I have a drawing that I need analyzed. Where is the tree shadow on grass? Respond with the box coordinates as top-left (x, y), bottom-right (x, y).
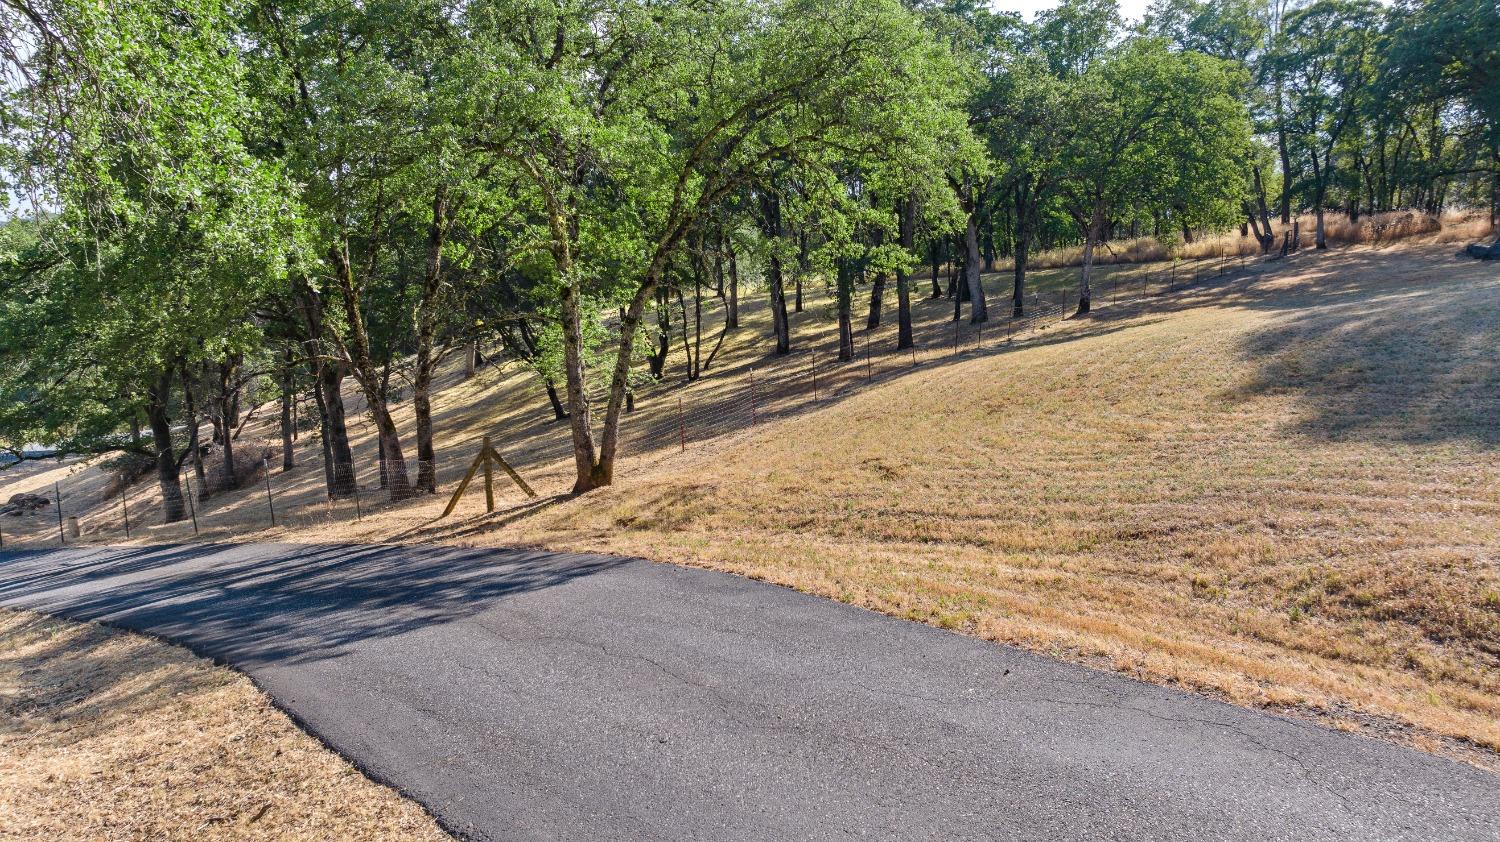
top-left (1040, 244), bottom-right (1500, 448)
top-left (1219, 248), bottom-right (1500, 448)
top-left (0, 542), bottom-right (630, 668)
top-left (0, 610), bottom-right (226, 745)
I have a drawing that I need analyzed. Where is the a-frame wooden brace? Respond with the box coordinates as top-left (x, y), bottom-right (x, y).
top-left (440, 435), bottom-right (537, 518)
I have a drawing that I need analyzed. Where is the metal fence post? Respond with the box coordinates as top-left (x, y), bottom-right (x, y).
top-left (864, 335), bottom-right (872, 383)
top-left (810, 348), bottom-right (818, 400)
top-left (185, 475), bottom-right (200, 536)
top-left (120, 491), bottom-right (130, 539)
top-left (55, 482), bottom-right (64, 545)
top-left (262, 458), bottom-right (276, 526)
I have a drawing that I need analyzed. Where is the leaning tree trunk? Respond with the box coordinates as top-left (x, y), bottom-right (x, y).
top-left (544, 380), bottom-right (568, 420)
top-left (146, 371), bottom-right (185, 523)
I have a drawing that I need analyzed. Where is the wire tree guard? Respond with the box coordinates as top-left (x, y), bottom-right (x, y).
top-left (440, 435), bottom-right (537, 518)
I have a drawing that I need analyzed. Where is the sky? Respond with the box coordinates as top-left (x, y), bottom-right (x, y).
top-left (990, 0), bottom-right (1154, 23)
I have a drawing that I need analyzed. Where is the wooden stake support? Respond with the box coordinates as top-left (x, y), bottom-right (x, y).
top-left (440, 435), bottom-right (537, 518)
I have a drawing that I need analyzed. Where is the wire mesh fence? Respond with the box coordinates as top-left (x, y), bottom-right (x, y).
top-left (0, 246), bottom-right (1289, 548)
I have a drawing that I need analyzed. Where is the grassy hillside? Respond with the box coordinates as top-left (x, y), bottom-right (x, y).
top-left (4, 239), bottom-right (1498, 763)
top-left (494, 241), bottom-right (1500, 762)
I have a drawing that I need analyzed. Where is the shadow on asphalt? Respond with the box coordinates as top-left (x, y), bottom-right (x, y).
top-left (0, 543), bottom-right (628, 667)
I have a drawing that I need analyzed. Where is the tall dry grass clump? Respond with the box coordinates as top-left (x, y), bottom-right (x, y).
top-left (1006, 209), bottom-right (1495, 271)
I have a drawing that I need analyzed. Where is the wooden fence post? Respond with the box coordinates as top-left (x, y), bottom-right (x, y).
top-left (482, 435), bottom-right (496, 512)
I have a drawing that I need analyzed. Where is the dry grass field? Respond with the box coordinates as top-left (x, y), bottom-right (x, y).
top-left (3, 226), bottom-right (1498, 769)
top-left (0, 608), bottom-right (451, 840)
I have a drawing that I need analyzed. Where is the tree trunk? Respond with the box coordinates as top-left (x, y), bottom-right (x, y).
top-left (929, 240), bottom-right (942, 299)
top-left (146, 371), bottom-right (185, 523)
top-left (1014, 182), bottom-right (1031, 318)
top-left (279, 348), bottom-right (295, 472)
top-left (1277, 85), bottom-right (1293, 225)
top-left (866, 272), bottom-right (886, 330)
top-left (758, 192), bottom-right (790, 355)
top-left (215, 358), bottom-right (238, 490)
top-left (1252, 164), bottom-right (1276, 252)
top-left (896, 196), bottom-right (915, 350)
top-left (330, 241), bottom-right (412, 500)
top-left (946, 235), bottom-right (960, 298)
top-left (836, 260), bottom-right (855, 362)
top-left (545, 380), bottom-right (568, 420)
top-left (412, 183), bottom-right (453, 494)
top-left (180, 366), bottom-right (207, 497)
top-left (558, 253), bottom-right (600, 494)
top-left (315, 360), bottom-right (357, 497)
top-left (795, 230), bottom-right (808, 312)
top-left (648, 285), bottom-right (670, 378)
top-left (982, 207), bottom-right (996, 273)
top-left (1076, 203), bottom-right (1104, 316)
top-left (1311, 151), bottom-right (1329, 250)
top-left (964, 203), bottom-right (988, 324)
top-left (413, 338), bottom-right (437, 493)
top-left (726, 236), bottom-right (740, 329)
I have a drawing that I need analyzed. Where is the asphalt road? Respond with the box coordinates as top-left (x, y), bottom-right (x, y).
top-left (1, 543), bottom-right (1495, 841)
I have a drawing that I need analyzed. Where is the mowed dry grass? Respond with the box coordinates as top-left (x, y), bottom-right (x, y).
top-left (0, 609), bottom-right (451, 841)
top-left (479, 242), bottom-right (1500, 763)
